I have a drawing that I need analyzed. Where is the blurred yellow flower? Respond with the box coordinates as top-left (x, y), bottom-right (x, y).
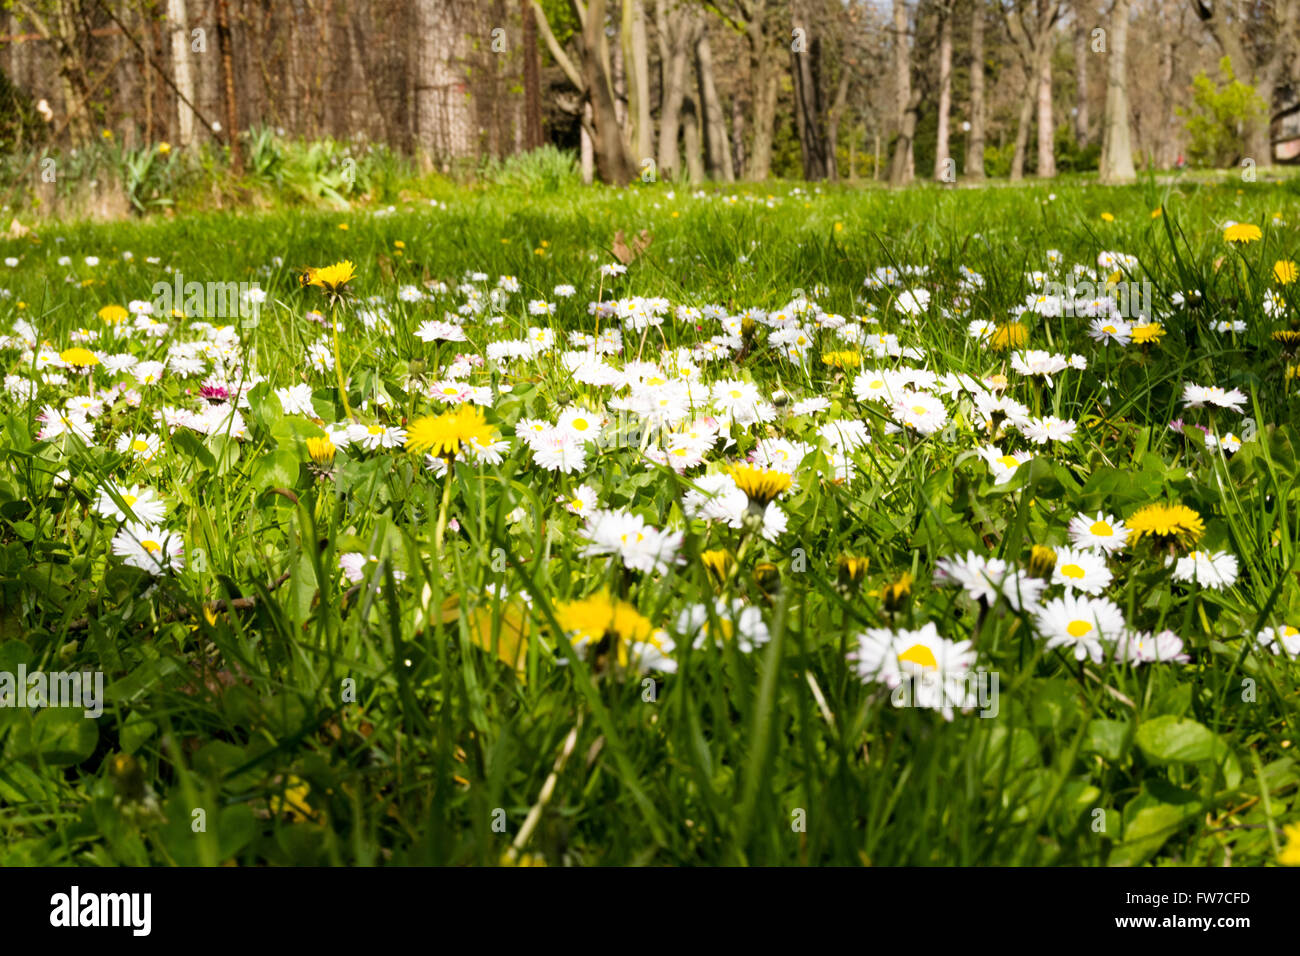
top-left (59, 347), bottom-right (99, 368)
top-left (1223, 223), bottom-right (1262, 243)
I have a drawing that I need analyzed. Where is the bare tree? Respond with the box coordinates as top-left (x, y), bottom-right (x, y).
top-left (707, 0), bottom-right (782, 181)
top-left (1098, 0), bottom-right (1136, 181)
top-left (532, 0), bottom-right (636, 184)
top-left (1003, 0), bottom-right (1063, 180)
top-left (935, 0), bottom-right (954, 180)
top-left (892, 0), bottom-right (914, 182)
top-left (966, 0), bottom-right (986, 179)
top-left (1073, 5), bottom-right (1090, 147)
top-left (622, 0), bottom-right (654, 163)
top-left (656, 0), bottom-right (701, 179)
top-left (695, 24), bottom-right (735, 180)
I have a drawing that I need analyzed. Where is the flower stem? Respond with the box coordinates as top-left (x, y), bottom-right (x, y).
top-left (330, 300), bottom-right (353, 421)
top-left (434, 459), bottom-right (454, 559)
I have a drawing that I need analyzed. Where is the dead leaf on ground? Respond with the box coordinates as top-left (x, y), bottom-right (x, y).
top-left (612, 229), bottom-right (653, 265)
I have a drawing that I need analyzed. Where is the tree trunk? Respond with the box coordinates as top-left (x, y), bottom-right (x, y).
top-left (1073, 12), bottom-right (1089, 147)
top-left (1098, 0), bottom-right (1135, 183)
top-left (1247, 76), bottom-right (1274, 163)
top-left (166, 0), bottom-right (196, 146)
top-left (1036, 45), bottom-right (1055, 177)
top-left (1010, 65), bottom-right (1034, 181)
top-left (934, 3), bottom-right (953, 180)
top-left (825, 70), bottom-right (850, 182)
top-left (522, 0), bottom-right (544, 149)
top-left (581, 101), bottom-right (595, 184)
top-left (621, 0), bottom-right (654, 163)
top-left (215, 0), bottom-right (241, 171)
top-left (791, 24), bottom-right (828, 180)
top-left (682, 95), bottom-right (704, 183)
top-left (695, 26), bottom-right (734, 180)
top-left (746, 21), bottom-right (778, 181)
top-left (890, 90), bottom-right (921, 186)
top-left (892, 0), bottom-right (913, 181)
top-left (583, 0), bottom-right (636, 185)
top-left (732, 96), bottom-right (746, 179)
top-left (965, 0), bottom-right (985, 180)
top-left (656, 3), bottom-right (694, 180)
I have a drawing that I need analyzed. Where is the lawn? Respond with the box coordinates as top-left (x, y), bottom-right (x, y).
top-left (2, 174), bottom-right (1299, 866)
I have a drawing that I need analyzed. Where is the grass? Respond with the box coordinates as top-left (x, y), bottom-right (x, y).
top-left (1, 173), bottom-right (1299, 866)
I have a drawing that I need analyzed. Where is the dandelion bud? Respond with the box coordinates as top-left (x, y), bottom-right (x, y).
top-left (881, 572), bottom-right (912, 614)
top-left (1027, 545), bottom-right (1057, 580)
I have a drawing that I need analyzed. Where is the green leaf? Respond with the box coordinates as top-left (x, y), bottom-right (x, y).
top-left (251, 448), bottom-right (301, 493)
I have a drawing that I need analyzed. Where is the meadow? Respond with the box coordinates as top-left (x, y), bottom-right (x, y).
top-left (3, 173), bottom-right (1300, 866)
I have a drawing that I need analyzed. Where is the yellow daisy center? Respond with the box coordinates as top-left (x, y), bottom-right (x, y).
top-left (898, 644), bottom-right (938, 669)
top-left (1067, 620), bottom-right (1092, 638)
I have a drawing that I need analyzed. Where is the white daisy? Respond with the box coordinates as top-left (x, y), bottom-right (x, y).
top-left (1169, 549), bottom-right (1239, 590)
top-left (111, 522), bottom-right (184, 575)
top-left (94, 482), bottom-right (167, 524)
top-left (847, 622), bottom-right (978, 721)
top-left (1113, 629), bottom-right (1189, 665)
top-left (1050, 546), bottom-right (1113, 595)
top-left (1067, 511), bottom-right (1130, 553)
top-left (1257, 624), bottom-right (1300, 657)
top-left (1033, 594), bottom-right (1126, 662)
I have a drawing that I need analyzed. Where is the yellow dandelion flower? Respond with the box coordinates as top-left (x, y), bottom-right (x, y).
top-left (59, 347), bottom-right (99, 369)
top-left (98, 304), bottom-right (129, 324)
top-left (1223, 223), bottom-right (1262, 244)
top-left (554, 591), bottom-right (669, 670)
top-left (1100, 212), bottom-right (1115, 222)
top-left (306, 436), bottom-right (336, 465)
top-left (821, 350), bottom-right (863, 370)
top-left (1280, 822), bottom-right (1300, 865)
top-left (157, 142), bottom-right (172, 155)
top-left (405, 405), bottom-right (495, 458)
top-left (727, 463), bottom-right (792, 507)
top-left (989, 322), bottom-right (1029, 351)
top-left (1126, 503), bottom-right (1205, 546)
top-left (1130, 322), bottom-right (1165, 345)
top-left (303, 259), bottom-right (356, 295)
top-left (1275, 260), bottom-right (1298, 285)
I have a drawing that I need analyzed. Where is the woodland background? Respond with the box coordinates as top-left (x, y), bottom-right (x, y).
top-left (1, 0), bottom-right (1297, 194)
